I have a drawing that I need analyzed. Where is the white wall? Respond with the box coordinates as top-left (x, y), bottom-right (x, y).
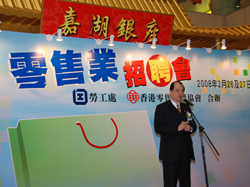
top-left (186, 11), bottom-right (226, 27)
top-left (186, 5), bottom-right (250, 27)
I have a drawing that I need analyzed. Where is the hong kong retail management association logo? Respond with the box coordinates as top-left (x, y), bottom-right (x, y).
top-left (127, 90), bottom-right (139, 104)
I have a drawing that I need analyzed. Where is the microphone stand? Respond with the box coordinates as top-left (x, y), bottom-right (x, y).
top-left (187, 104), bottom-right (220, 187)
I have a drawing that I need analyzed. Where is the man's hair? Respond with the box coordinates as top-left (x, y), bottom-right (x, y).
top-left (169, 81), bottom-right (185, 91)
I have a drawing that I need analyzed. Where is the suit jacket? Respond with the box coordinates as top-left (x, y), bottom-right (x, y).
top-left (154, 100), bottom-right (197, 162)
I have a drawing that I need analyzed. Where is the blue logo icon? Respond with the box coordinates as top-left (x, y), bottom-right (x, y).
top-left (73, 89), bottom-right (88, 105)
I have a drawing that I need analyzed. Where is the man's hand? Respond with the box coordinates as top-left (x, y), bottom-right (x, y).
top-left (178, 121), bottom-right (189, 131)
top-left (184, 125), bottom-right (191, 132)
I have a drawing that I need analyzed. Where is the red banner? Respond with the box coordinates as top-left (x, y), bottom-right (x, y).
top-left (41, 0), bottom-right (173, 45)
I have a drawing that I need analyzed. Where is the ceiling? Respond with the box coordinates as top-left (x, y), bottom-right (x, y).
top-left (0, 0), bottom-right (250, 51)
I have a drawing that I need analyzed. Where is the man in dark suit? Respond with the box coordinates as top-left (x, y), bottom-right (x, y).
top-left (154, 81), bottom-right (197, 187)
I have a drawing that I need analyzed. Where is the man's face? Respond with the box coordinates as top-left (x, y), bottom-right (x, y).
top-left (170, 82), bottom-right (184, 103)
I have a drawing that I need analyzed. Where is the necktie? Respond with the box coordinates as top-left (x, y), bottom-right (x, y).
top-left (177, 104), bottom-right (181, 113)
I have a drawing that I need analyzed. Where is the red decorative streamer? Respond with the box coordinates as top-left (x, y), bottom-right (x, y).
top-left (76, 118), bottom-right (118, 149)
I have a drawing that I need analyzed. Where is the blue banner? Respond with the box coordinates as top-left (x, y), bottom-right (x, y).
top-left (1, 30), bottom-right (250, 187)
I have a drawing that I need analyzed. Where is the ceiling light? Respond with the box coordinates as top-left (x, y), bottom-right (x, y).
top-left (221, 39), bottom-right (226, 50)
top-left (204, 39), bottom-right (227, 53)
top-left (108, 35), bottom-right (115, 47)
top-left (88, 35), bottom-right (115, 47)
top-left (56, 29), bottom-right (63, 42)
top-left (171, 39), bottom-right (191, 51)
top-left (151, 38), bottom-right (157, 49)
top-left (186, 39), bottom-right (191, 50)
top-left (46, 28), bottom-right (63, 42)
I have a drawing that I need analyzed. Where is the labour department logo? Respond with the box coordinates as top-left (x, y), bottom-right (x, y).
top-left (73, 89), bottom-right (88, 105)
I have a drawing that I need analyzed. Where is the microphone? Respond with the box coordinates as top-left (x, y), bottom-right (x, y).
top-left (182, 98), bottom-right (194, 107)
